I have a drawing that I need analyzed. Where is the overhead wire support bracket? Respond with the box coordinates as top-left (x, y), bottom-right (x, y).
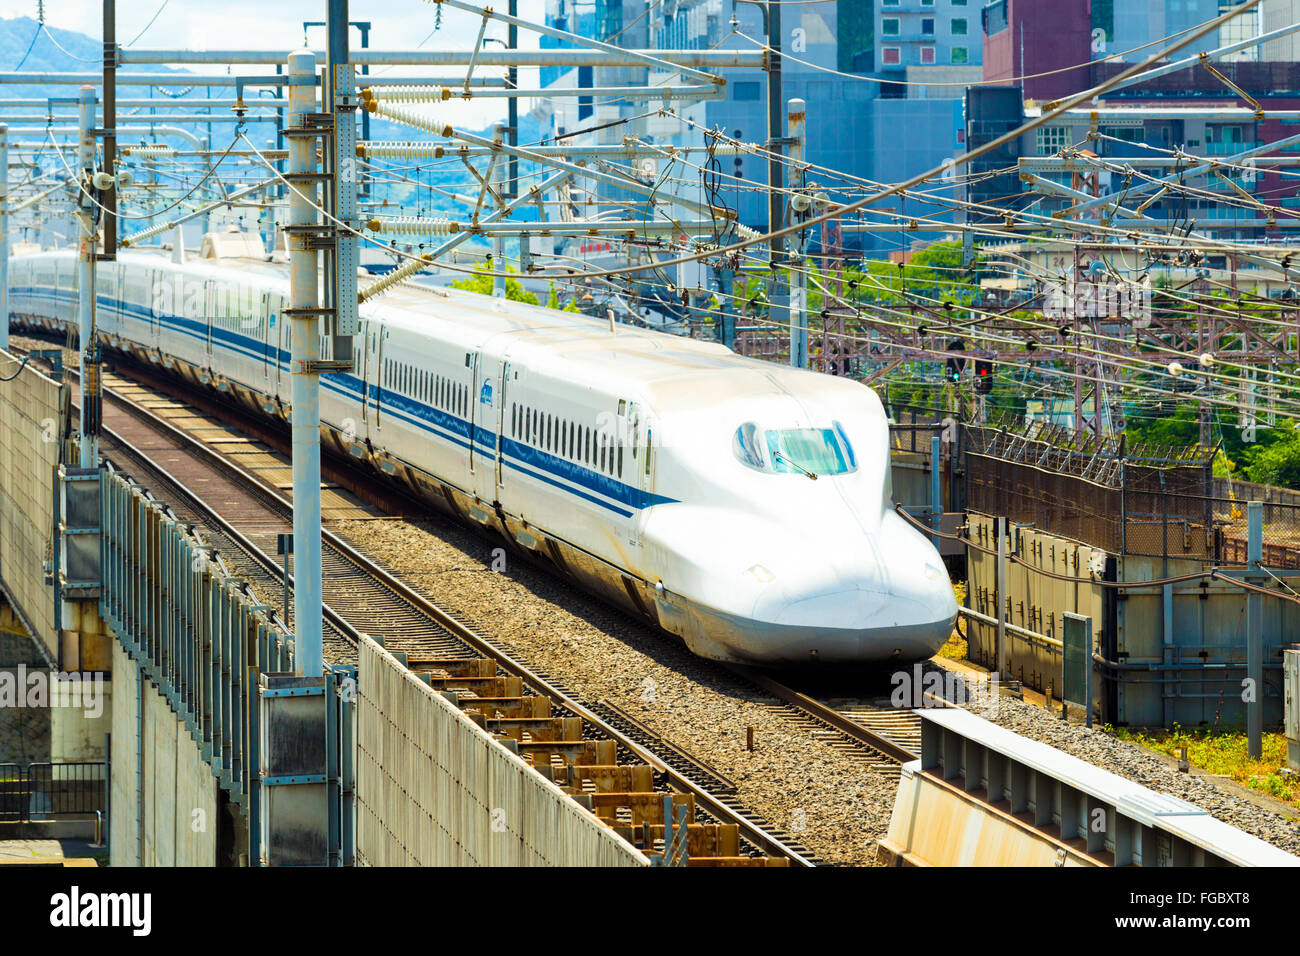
top-left (464, 5), bottom-right (491, 94)
top-left (1198, 52), bottom-right (1264, 120)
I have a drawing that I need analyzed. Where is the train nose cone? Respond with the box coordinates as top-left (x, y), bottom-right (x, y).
top-left (762, 557), bottom-right (957, 663)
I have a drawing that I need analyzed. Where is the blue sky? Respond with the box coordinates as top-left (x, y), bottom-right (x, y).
top-left (0, 1), bottom-right (545, 52)
top-left (0, 1), bottom-right (548, 123)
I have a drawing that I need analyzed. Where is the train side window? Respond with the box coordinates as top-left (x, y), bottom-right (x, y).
top-left (511, 403), bottom-right (517, 436)
top-left (617, 440), bottom-right (624, 476)
top-left (585, 427), bottom-right (592, 464)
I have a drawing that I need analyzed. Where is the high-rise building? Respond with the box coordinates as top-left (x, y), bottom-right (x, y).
top-left (539, 0), bottom-right (973, 253)
top-left (981, 0), bottom-right (1092, 102)
top-left (970, 0), bottom-right (1300, 244)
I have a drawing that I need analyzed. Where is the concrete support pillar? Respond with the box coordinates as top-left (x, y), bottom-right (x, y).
top-left (287, 50), bottom-right (323, 678)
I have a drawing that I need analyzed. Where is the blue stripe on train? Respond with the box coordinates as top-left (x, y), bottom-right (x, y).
top-left (15, 283), bottom-right (676, 515)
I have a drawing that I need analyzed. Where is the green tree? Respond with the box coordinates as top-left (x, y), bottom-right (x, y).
top-left (451, 265), bottom-right (539, 305)
top-left (1244, 431), bottom-right (1300, 488)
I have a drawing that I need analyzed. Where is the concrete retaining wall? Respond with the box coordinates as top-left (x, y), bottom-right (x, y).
top-left (354, 636), bottom-right (646, 867)
top-left (109, 641), bottom-right (218, 867)
top-left (0, 349), bottom-right (64, 662)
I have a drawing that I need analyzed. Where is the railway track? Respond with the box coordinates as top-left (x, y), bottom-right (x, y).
top-left (18, 340), bottom-right (826, 866)
top-left (17, 334), bottom-right (944, 862)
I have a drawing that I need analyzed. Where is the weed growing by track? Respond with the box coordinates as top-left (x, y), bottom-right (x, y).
top-left (1105, 723), bottom-right (1300, 814)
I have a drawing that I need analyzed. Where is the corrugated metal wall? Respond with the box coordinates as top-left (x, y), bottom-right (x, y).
top-left (354, 636), bottom-right (647, 867)
top-left (109, 641), bottom-right (219, 867)
top-left (966, 514), bottom-right (1298, 726)
top-left (0, 350), bottom-right (64, 660)
top-left (966, 514), bottom-right (1104, 703)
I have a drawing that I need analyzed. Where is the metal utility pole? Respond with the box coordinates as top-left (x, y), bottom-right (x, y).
top-left (77, 85), bottom-right (99, 469)
top-left (507, 0), bottom-right (518, 202)
top-left (787, 97), bottom-right (807, 368)
top-left (0, 124), bottom-right (8, 353)
top-left (102, 0), bottom-right (117, 258)
top-left (765, 1), bottom-right (787, 355)
top-left (328, 0), bottom-right (360, 350)
top-left (286, 50), bottom-right (323, 678)
top-left (493, 121), bottom-right (508, 298)
top-left (1247, 501), bottom-right (1263, 760)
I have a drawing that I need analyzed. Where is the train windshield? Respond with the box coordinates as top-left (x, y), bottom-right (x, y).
top-left (733, 422), bottom-right (856, 476)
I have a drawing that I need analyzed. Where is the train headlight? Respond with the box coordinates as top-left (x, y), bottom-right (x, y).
top-left (746, 564), bottom-right (775, 583)
top-left (923, 563), bottom-right (945, 583)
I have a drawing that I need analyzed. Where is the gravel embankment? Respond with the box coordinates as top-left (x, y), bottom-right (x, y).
top-left (332, 516), bottom-right (899, 866)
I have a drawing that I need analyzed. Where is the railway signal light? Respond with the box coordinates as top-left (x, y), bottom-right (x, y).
top-left (975, 360), bottom-right (994, 394)
top-left (945, 339), bottom-right (966, 383)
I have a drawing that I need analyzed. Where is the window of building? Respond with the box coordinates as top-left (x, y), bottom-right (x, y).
top-left (882, 17), bottom-right (899, 36)
top-left (952, 0), bottom-right (967, 5)
top-left (952, 46), bottom-right (968, 64)
top-left (984, 0), bottom-right (1008, 35)
top-left (921, 18), bottom-right (935, 35)
top-left (1036, 126), bottom-right (1070, 155)
top-left (881, 46), bottom-right (901, 65)
top-left (1103, 126), bottom-right (1142, 143)
top-left (882, 0), bottom-right (898, 5)
top-left (952, 17), bottom-right (967, 35)
top-left (733, 81), bottom-right (760, 101)
top-left (921, 0), bottom-right (934, 5)
top-left (921, 46), bottom-right (936, 64)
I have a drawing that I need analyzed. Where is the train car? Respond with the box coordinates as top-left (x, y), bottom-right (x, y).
top-left (8, 248), bottom-right (957, 666)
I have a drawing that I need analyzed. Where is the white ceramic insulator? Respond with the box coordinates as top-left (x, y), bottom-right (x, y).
top-left (122, 145), bottom-right (176, 157)
top-left (369, 85), bottom-right (451, 104)
top-left (371, 102), bottom-right (454, 138)
top-left (121, 217), bottom-right (177, 247)
top-left (709, 143), bottom-right (757, 156)
top-left (362, 142), bottom-right (445, 160)
top-left (368, 216), bottom-right (459, 236)
top-left (358, 255), bottom-right (433, 303)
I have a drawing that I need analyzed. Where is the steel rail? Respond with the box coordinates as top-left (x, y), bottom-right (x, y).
top-left (729, 667), bottom-right (921, 765)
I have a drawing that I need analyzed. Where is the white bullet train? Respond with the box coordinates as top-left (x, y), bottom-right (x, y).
top-left (8, 248), bottom-right (957, 665)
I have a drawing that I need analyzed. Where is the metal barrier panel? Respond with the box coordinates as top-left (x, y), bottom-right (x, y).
top-left (354, 635), bottom-right (647, 867)
top-left (1115, 551), bottom-right (1296, 727)
top-left (100, 464), bottom-right (293, 862)
top-left (0, 349), bottom-right (66, 660)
